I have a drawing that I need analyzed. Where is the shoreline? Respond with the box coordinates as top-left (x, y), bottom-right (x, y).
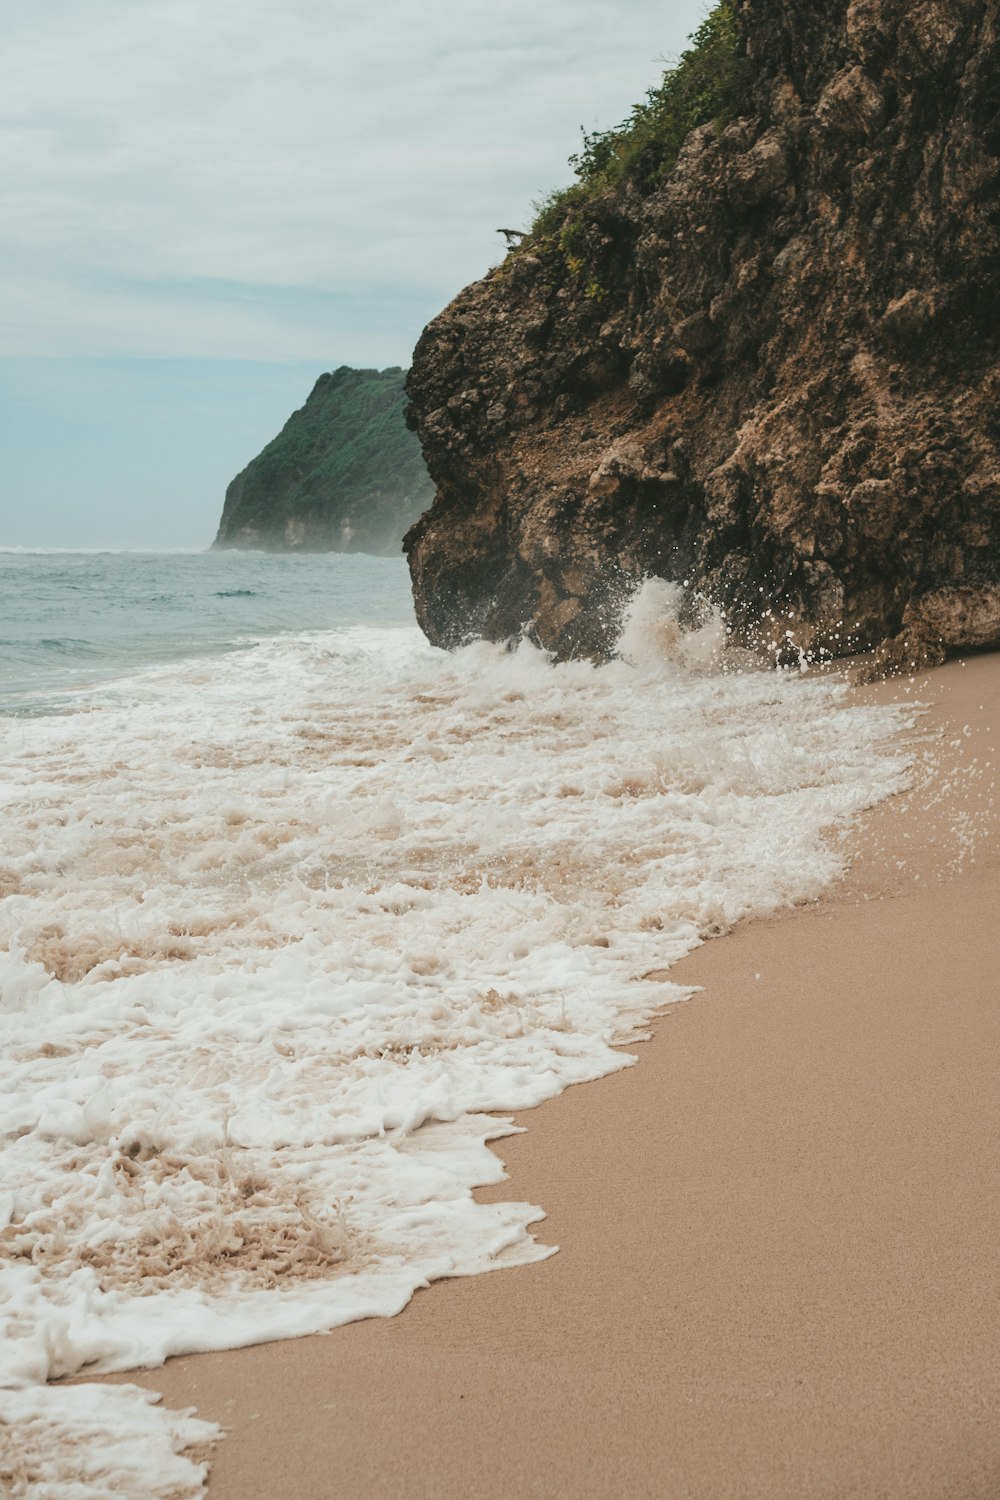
top-left (104, 652), bottom-right (999, 1498)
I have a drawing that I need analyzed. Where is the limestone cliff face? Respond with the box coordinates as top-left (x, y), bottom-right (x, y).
top-left (405, 0), bottom-right (1000, 668)
top-left (215, 367), bottom-right (434, 555)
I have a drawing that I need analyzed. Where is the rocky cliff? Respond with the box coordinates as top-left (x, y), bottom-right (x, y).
top-left (404, 0), bottom-right (1000, 669)
top-left (214, 366), bottom-right (434, 555)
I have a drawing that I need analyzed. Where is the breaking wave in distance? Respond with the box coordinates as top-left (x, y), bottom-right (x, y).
top-left (0, 574), bottom-right (914, 1496)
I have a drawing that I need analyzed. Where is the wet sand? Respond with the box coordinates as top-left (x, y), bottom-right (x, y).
top-left (109, 653), bottom-right (999, 1499)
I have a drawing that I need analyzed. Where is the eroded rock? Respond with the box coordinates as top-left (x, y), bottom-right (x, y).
top-left (405, 0), bottom-right (1000, 666)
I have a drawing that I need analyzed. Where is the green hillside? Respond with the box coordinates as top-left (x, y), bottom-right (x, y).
top-left (213, 366), bottom-right (434, 554)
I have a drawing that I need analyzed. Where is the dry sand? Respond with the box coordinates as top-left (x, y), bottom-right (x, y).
top-left (107, 653), bottom-right (999, 1499)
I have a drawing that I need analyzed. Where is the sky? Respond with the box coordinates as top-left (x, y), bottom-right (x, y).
top-left (1, 0), bottom-right (711, 548)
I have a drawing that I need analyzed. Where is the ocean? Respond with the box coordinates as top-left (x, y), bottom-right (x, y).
top-left (0, 549), bottom-right (416, 715)
top-left (0, 551), bottom-right (914, 1496)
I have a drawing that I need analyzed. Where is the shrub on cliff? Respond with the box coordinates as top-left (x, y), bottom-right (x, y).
top-left (532, 1), bottom-right (747, 236)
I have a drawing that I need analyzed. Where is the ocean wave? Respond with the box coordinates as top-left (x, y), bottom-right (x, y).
top-left (0, 547), bottom-right (209, 556)
top-left (0, 580), bottom-right (915, 1490)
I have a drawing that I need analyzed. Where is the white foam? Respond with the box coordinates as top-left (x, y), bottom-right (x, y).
top-left (0, 1383), bottom-right (219, 1498)
top-left (0, 583), bottom-right (915, 1492)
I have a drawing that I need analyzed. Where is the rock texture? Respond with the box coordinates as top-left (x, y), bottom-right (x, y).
top-left (215, 367), bottom-right (434, 555)
top-left (405, 0), bottom-right (1000, 668)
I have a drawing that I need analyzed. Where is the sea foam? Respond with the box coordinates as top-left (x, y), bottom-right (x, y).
top-left (0, 580), bottom-right (913, 1494)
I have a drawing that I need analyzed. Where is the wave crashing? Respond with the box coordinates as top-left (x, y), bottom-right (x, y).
top-left (0, 582), bottom-right (914, 1492)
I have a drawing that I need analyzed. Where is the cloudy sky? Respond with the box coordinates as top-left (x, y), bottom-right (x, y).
top-left (1, 0), bottom-right (709, 547)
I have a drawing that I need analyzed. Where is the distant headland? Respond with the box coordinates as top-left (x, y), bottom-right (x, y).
top-left (213, 366), bottom-right (434, 556)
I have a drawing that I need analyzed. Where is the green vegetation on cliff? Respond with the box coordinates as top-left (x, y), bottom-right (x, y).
top-left (531, 1), bottom-right (746, 237)
top-left (213, 366), bottom-right (434, 555)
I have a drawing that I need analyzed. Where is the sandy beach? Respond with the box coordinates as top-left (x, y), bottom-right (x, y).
top-left (104, 652), bottom-right (999, 1499)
